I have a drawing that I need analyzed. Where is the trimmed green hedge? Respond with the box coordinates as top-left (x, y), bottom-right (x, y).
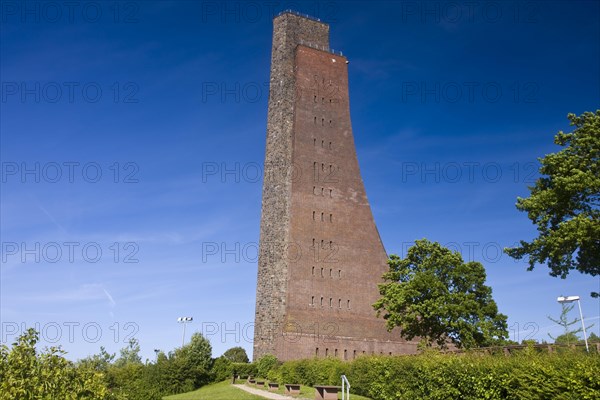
top-left (260, 348), bottom-right (599, 400)
top-left (230, 362), bottom-right (257, 378)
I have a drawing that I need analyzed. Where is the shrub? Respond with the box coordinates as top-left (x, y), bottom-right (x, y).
top-left (231, 361), bottom-right (257, 378)
top-left (274, 350), bottom-right (600, 400)
top-left (211, 356), bottom-right (233, 382)
top-left (256, 354), bottom-right (278, 378)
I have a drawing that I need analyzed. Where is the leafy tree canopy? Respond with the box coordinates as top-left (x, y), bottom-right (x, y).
top-left (374, 239), bottom-right (508, 349)
top-left (114, 338), bottom-right (142, 367)
top-left (554, 332), bottom-right (581, 345)
top-left (547, 301), bottom-right (594, 346)
top-left (0, 328), bottom-right (110, 399)
top-left (77, 346), bottom-right (115, 372)
top-left (505, 110), bottom-right (600, 296)
top-left (211, 356), bottom-right (233, 382)
top-left (256, 354), bottom-right (278, 378)
top-left (169, 332), bottom-right (213, 389)
top-left (222, 346), bottom-right (249, 363)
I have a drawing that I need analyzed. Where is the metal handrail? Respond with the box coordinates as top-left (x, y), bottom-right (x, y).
top-left (341, 374), bottom-right (350, 400)
top-left (298, 39), bottom-right (343, 57)
top-left (276, 9), bottom-right (322, 22)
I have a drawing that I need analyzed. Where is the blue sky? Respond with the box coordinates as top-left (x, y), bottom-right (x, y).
top-left (1, 1), bottom-right (599, 361)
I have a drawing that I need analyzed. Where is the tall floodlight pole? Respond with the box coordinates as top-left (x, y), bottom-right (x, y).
top-left (177, 317), bottom-right (193, 347)
top-left (557, 296), bottom-right (589, 352)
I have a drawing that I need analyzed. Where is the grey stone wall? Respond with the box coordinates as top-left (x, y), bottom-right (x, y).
top-left (253, 12), bottom-right (329, 361)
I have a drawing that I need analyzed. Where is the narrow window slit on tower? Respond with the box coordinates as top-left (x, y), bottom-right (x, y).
top-left (321, 212), bottom-right (324, 221)
top-left (312, 211), bottom-right (315, 220)
top-left (330, 214), bottom-right (333, 222)
top-left (311, 296), bottom-right (314, 305)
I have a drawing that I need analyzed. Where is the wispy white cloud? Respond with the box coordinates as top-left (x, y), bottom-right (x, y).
top-left (37, 203), bottom-right (67, 234)
top-left (23, 283), bottom-right (116, 307)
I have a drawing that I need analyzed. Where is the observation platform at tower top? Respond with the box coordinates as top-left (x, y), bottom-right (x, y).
top-left (276, 9), bottom-right (326, 24)
top-left (275, 10), bottom-right (345, 57)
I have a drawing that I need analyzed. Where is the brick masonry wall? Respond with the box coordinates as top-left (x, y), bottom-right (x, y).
top-left (254, 12), bottom-right (330, 361)
top-left (254, 12), bottom-right (418, 362)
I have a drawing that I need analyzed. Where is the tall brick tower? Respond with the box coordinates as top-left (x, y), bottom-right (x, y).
top-left (254, 11), bottom-right (418, 361)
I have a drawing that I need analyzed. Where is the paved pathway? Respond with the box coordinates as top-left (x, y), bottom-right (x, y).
top-left (233, 384), bottom-right (309, 400)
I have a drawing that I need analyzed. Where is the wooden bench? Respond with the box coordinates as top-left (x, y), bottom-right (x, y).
top-left (268, 382), bottom-right (279, 391)
top-left (314, 385), bottom-right (341, 400)
top-left (284, 383), bottom-right (301, 396)
top-left (247, 378), bottom-right (256, 385)
top-left (255, 380), bottom-right (265, 387)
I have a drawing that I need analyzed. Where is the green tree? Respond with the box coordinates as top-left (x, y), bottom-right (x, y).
top-left (505, 110), bottom-right (600, 297)
top-left (211, 356), bottom-right (233, 382)
top-left (0, 328), bottom-right (110, 399)
top-left (256, 354), bottom-right (278, 378)
top-left (114, 338), bottom-right (142, 367)
top-left (169, 332), bottom-right (213, 390)
top-left (553, 332), bottom-right (581, 345)
top-left (547, 301), bottom-right (594, 345)
top-left (374, 239), bottom-right (508, 349)
top-left (222, 346), bottom-right (249, 363)
top-left (77, 346), bottom-right (115, 372)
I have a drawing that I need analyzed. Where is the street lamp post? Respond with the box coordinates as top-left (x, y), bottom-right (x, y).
top-left (177, 317), bottom-right (193, 347)
top-left (557, 296), bottom-right (589, 352)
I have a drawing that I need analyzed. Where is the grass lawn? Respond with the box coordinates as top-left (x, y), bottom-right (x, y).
top-left (243, 380), bottom-right (371, 400)
top-left (163, 380), bottom-right (265, 400)
top-left (163, 380), bottom-right (373, 400)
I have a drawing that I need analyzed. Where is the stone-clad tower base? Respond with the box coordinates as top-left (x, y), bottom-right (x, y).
top-left (253, 11), bottom-right (418, 362)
